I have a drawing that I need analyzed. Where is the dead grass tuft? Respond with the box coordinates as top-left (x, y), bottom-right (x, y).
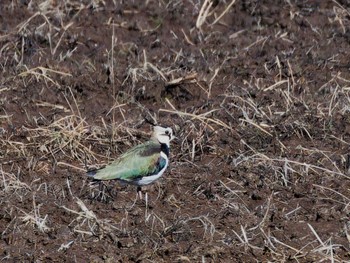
top-left (0, 0), bottom-right (350, 261)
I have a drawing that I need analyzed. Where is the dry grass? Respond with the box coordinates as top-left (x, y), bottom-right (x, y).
top-left (0, 0), bottom-right (349, 262)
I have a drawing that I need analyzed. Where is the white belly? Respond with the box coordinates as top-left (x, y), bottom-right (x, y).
top-left (136, 152), bottom-right (169, 186)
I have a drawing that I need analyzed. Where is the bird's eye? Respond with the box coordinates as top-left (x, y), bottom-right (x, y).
top-left (165, 130), bottom-right (170, 135)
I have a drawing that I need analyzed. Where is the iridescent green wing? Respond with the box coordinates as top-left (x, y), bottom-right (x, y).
top-left (90, 141), bottom-right (163, 181)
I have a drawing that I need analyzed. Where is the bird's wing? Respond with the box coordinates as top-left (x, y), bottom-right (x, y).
top-left (89, 141), bottom-right (167, 181)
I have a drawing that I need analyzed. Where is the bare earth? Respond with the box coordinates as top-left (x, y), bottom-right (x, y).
top-left (1, 0), bottom-right (350, 262)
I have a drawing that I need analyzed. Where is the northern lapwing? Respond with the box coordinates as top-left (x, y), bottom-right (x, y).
top-left (87, 125), bottom-right (175, 198)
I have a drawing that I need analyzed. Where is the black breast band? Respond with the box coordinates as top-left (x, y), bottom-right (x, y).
top-left (161, 143), bottom-right (169, 157)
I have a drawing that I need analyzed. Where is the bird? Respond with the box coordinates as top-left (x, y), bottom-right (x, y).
top-left (87, 125), bottom-right (175, 198)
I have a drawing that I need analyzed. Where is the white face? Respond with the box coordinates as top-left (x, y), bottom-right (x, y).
top-left (152, 126), bottom-right (174, 145)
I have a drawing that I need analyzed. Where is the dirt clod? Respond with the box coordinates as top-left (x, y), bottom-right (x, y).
top-left (1, 0), bottom-right (350, 262)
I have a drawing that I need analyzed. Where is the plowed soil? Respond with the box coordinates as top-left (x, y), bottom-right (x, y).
top-left (1, 0), bottom-right (350, 262)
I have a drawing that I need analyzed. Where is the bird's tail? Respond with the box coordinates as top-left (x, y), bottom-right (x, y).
top-left (86, 170), bottom-right (97, 178)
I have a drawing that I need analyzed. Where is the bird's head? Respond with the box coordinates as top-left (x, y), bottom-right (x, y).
top-left (152, 126), bottom-right (175, 146)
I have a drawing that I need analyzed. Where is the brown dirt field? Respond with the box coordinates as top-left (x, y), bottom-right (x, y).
top-left (1, 0), bottom-right (350, 262)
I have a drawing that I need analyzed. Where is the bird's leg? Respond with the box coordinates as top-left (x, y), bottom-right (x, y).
top-left (137, 186), bottom-right (143, 200)
top-left (128, 186), bottom-right (142, 209)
